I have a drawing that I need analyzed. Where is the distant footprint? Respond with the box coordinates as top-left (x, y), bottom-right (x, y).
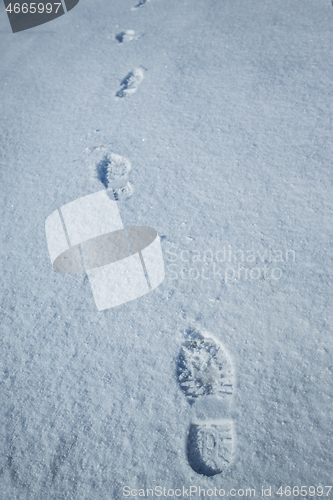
top-left (85, 146), bottom-right (134, 201)
top-left (97, 151), bottom-right (133, 200)
top-left (177, 328), bottom-right (235, 476)
top-left (115, 30), bottom-right (137, 43)
top-left (116, 67), bottom-right (145, 98)
top-left (132, 0), bottom-right (149, 9)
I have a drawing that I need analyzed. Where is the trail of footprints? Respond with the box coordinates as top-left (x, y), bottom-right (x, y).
top-left (114, 0), bottom-right (150, 97)
top-left (177, 328), bottom-right (235, 476)
top-left (86, 0), bottom-right (149, 198)
top-left (89, 0), bottom-right (237, 479)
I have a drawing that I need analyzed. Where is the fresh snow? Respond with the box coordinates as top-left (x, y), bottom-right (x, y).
top-left (0, 0), bottom-right (332, 498)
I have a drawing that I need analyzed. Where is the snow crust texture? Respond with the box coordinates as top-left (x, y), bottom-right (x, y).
top-left (1, 0), bottom-right (333, 495)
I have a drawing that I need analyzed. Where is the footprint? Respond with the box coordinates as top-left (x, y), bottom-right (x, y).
top-left (178, 331), bottom-right (233, 399)
top-left (111, 181), bottom-right (134, 201)
top-left (187, 422), bottom-right (233, 476)
top-left (115, 30), bottom-right (137, 43)
top-left (132, 0), bottom-right (149, 9)
top-left (97, 151), bottom-right (133, 200)
top-left (85, 146), bottom-right (134, 201)
top-left (177, 328), bottom-right (235, 476)
top-left (116, 67), bottom-right (145, 98)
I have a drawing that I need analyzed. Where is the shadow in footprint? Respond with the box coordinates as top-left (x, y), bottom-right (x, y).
top-left (187, 422), bottom-right (233, 476)
top-left (132, 0), bottom-right (149, 8)
top-left (96, 156), bottom-right (110, 189)
top-left (115, 30), bottom-right (137, 43)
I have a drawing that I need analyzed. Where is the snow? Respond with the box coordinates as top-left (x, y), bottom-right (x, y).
top-left (0, 0), bottom-right (332, 498)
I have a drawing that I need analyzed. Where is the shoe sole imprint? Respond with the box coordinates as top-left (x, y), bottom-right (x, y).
top-left (177, 328), bottom-right (235, 476)
top-left (187, 421), bottom-right (234, 476)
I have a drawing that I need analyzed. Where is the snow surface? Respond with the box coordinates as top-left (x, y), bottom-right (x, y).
top-left (0, 0), bottom-right (333, 498)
